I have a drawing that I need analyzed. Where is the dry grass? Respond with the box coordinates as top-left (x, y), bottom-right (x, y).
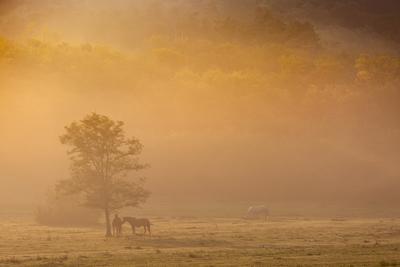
top-left (1, 217), bottom-right (400, 266)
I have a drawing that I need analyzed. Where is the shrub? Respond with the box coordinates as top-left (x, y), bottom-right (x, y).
top-left (35, 192), bottom-right (101, 227)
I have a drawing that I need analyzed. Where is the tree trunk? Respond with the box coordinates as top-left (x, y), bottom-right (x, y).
top-left (104, 207), bottom-right (112, 237)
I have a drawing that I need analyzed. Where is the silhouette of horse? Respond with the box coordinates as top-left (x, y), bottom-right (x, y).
top-left (112, 214), bottom-right (122, 236)
top-left (122, 217), bottom-right (151, 235)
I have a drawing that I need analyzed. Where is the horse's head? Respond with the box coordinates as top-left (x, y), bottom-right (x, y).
top-left (122, 217), bottom-right (136, 224)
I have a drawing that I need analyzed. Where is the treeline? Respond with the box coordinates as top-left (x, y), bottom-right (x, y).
top-left (269, 0), bottom-right (400, 45)
top-left (1, 35), bottom-right (399, 96)
top-left (0, 1), bottom-right (318, 47)
top-left (1, 31), bottom-right (399, 154)
top-left (1, 1), bottom-right (399, 125)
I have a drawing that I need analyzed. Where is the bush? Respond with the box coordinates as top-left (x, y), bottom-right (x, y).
top-left (35, 192), bottom-right (101, 227)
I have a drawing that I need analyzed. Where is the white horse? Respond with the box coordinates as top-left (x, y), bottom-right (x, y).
top-left (246, 205), bottom-right (269, 220)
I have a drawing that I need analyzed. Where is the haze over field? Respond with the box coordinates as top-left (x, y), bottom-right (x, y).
top-left (0, 0), bottom-right (399, 216)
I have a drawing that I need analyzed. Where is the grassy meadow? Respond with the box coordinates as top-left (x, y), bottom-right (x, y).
top-left (1, 216), bottom-right (400, 266)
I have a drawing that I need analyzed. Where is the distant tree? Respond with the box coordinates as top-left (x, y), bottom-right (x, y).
top-left (57, 113), bottom-right (149, 236)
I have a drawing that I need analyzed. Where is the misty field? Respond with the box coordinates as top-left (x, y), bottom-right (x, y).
top-left (1, 217), bottom-right (400, 267)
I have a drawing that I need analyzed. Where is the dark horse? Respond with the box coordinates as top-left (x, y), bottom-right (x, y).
top-left (122, 217), bottom-right (151, 235)
top-left (112, 214), bottom-right (122, 236)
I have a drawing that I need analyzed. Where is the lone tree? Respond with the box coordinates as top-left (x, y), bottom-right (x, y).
top-left (57, 113), bottom-right (149, 236)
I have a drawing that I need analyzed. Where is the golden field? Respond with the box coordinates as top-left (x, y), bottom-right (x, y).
top-left (1, 217), bottom-right (400, 266)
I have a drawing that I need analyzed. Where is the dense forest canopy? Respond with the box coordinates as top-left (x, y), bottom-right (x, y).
top-left (0, 0), bottom-right (399, 215)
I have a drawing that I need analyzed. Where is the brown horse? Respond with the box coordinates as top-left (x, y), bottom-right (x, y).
top-left (122, 217), bottom-right (151, 235)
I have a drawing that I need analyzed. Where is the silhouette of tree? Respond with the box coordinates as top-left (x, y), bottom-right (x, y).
top-left (57, 113), bottom-right (149, 237)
